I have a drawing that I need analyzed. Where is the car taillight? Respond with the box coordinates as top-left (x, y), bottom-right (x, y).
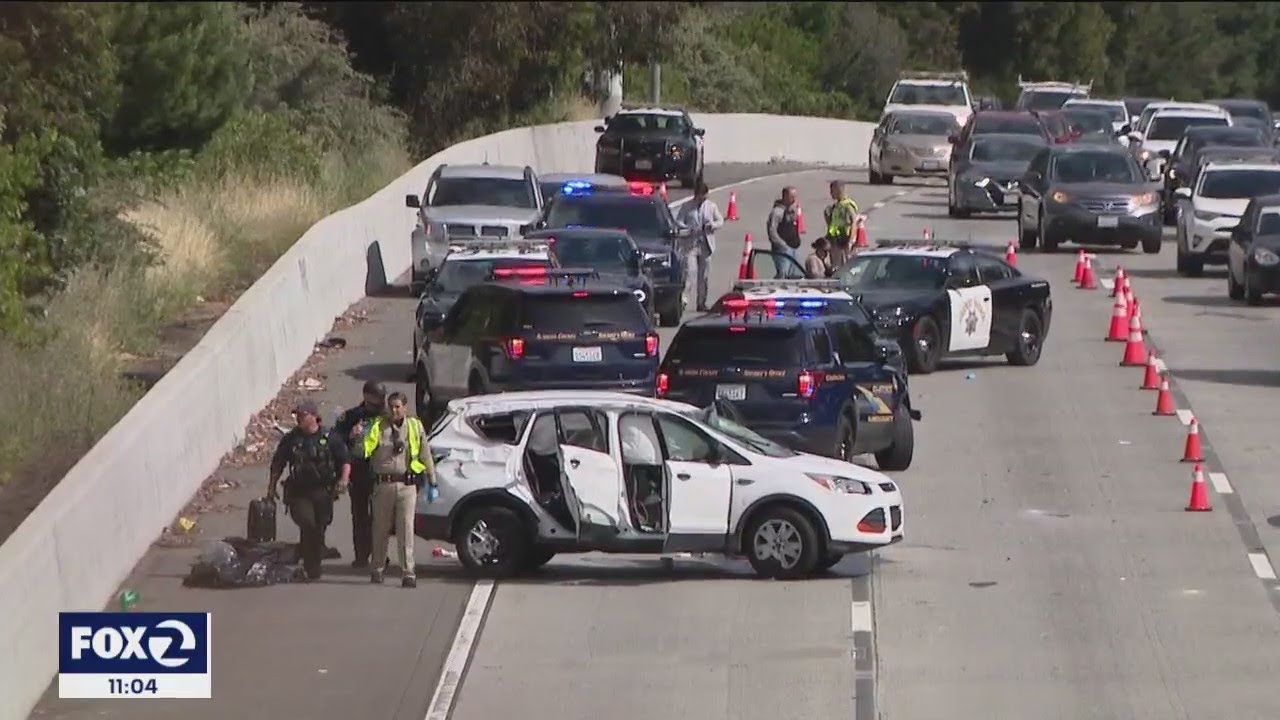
top-left (645, 333), bottom-right (659, 357)
top-left (857, 509), bottom-right (887, 534)
top-left (628, 181), bottom-right (655, 196)
top-left (797, 370), bottom-right (823, 399)
top-left (504, 337), bottom-right (525, 359)
top-left (494, 266), bottom-right (548, 278)
top-left (656, 372), bottom-right (669, 397)
top-left (722, 296), bottom-right (749, 310)
top-left (572, 290), bottom-right (589, 298)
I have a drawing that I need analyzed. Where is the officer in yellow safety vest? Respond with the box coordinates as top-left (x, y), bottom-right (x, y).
top-left (823, 180), bottom-right (861, 268)
top-left (361, 391), bottom-right (436, 588)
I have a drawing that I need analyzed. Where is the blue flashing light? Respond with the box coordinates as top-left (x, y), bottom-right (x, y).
top-left (561, 180), bottom-right (594, 196)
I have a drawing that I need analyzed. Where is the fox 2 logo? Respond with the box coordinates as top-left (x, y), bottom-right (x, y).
top-left (60, 612), bottom-right (210, 675)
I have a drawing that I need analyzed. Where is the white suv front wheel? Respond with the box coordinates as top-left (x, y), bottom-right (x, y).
top-left (744, 506), bottom-right (821, 579)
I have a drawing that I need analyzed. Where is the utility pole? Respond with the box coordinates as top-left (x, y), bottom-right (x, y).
top-left (649, 61), bottom-right (661, 105)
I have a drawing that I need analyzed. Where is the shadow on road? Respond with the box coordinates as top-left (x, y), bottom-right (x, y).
top-left (1160, 294), bottom-right (1240, 309)
top-left (1172, 368), bottom-right (1280, 389)
top-left (344, 362), bottom-right (415, 384)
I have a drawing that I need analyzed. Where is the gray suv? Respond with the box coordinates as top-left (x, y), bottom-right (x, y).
top-left (405, 164), bottom-right (544, 291)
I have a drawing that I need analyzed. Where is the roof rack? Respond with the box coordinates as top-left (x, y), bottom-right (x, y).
top-left (1016, 75), bottom-right (1093, 93)
top-left (899, 70), bottom-right (969, 82)
top-left (734, 279), bottom-right (846, 291)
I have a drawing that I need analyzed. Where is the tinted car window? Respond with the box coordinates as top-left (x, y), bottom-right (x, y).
top-left (889, 83), bottom-right (967, 106)
top-left (558, 409), bottom-right (610, 453)
top-left (839, 255), bottom-right (948, 290)
top-left (1063, 110), bottom-right (1112, 135)
top-left (811, 328), bottom-right (833, 364)
top-left (1199, 170), bottom-right (1280, 199)
top-left (892, 114), bottom-right (958, 135)
top-left (971, 138), bottom-right (1044, 162)
top-left (609, 113), bottom-right (687, 133)
top-left (429, 177), bottom-right (535, 209)
top-left (1067, 102), bottom-right (1126, 123)
top-left (546, 196), bottom-right (666, 237)
top-left (1020, 90), bottom-right (1080, 111)
top-left (520, 294), bottom-right (648, 332)
top-left (1051, 152), bottom-right (1139, 183)
top-left (974, 115), bottom-right (1043, 136)
top-left (668, 327), bottom-right (803, 365)
top-left (1258, 211), bottom-right (1280, 235)
top-left (829, 321), bottom-right (876, 363)
top-left (975, 255), bottom-right (1014, 282)
top-left (1148, 115), bottom-right (1229, 141)
top-left (551, 235), bottom-right (634, 272)
top-left (436, 258), bottom-right (550, 293)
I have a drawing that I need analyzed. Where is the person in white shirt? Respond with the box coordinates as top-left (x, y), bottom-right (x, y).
top-left (676, 181), bottom-right (724, 312)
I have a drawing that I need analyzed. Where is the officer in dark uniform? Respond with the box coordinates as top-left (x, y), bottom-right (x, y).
top-left (267, 400), bottom-right (351, 581)
top-left (331, 381), bottom-right (387, 569)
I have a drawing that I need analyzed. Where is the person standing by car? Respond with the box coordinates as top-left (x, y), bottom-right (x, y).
top-left (766, 186), bottom-right (803, 277)
top-left (267, 400), bottom-right (352, 581)
top-left (331, 380), bottom-right (386, 569)
top-left (675, 180), bottom-right (724, 312)
top-left (823, 180), bottom-right (860, 267)
top-left (362, 392), bottom-right (436, 588)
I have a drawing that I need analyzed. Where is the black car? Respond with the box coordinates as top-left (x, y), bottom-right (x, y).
top-left (535, 182), bottom-right (689, 325)
top-left (593, 107), bottom-right (705, 187)
top-left (1163, 126), bottom-right (1268, 224)
top-left (1227, 193), bottom-right (1280, 304)
top-left (523, 227), bottom-right (657, 320)
top-left (1016, 143), bottom-right (1162, 253)
top-left (947, 133), bottom-right (1048, 217)
top-left (658, 308), bottom-right (918, 470)
top-left (1186, 145), bottom-right (1280, 189)
top-left (1208, 98), bottom-right (1275, 144)
top-left (414, 269), bottom-right (659, 420)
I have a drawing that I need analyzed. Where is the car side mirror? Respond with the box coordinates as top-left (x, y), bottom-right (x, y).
top-left (405, 194), bottom-right (421, 209)
top-left (1157, 149), bottom-right (1171, 159)
top-left (1127, 131), bottom-right (1143, 143)
top-left (1174, 187), bottom-right (1192, 199)
top-left (1118, 124), bottom-right (1131, 136)
top-left (694, 128), bottom-right (706, 137)
top-left (947, 134), bottom-right (959, 144)
top-left (594, 125), bottom-right (606, 133)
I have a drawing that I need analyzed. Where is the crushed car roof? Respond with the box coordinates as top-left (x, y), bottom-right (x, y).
top-left (446, 390), bottom-right (698, 416)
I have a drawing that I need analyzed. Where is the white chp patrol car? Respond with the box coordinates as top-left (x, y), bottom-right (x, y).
top-left (414, 391), bottom-right (905, 579)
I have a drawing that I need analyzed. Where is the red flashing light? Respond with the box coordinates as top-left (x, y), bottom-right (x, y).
top-left (797, 370), bottom-right (823, 399)
top-left (494, 266), bottom-right (548, 278)
top-left (729, 326), bottom-right (747, 333)
top-left (656, 372), bottom-right (669, 397)
top-left (572, 290), bottom-right (589, 298)
top-left (645, 333), bottom-right (659, 357)
top-left (504, 337), bottom-right (525, 359)
top-left (722, 296), bottom-right (749, 310)
top-left (628, 181), bottom-right (655, 196)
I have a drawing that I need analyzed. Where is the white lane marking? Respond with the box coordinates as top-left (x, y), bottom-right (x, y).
top-left (871, 201), bottom-right (887, 210)
top-left (424, 580), bottom-right (495, 720)
top-left (894, 190), bottom-right (910, 197)
top-left (1247, 552), bottom-right (1277, 581)
top-left (1154, 358), bottom-right (1168, 374)
top-left (850, 600), bottom-right (873, 633)
top-left (1175, 408), bottom-right (1193, 425)
top-left (1100, 278), bottom-right (1114, 291)
top-left (1208, 472), bottom-right (1234, 495)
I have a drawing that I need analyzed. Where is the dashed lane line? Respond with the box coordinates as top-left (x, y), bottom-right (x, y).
top-left (424, 580), bottom-right (495, 720)
top-left (1208, 472), bottom-right (1234, 495)
top-left (1248, 553), bottom-right (1278, 581)
top-left (1175, 408), bottom-right (1193, 426)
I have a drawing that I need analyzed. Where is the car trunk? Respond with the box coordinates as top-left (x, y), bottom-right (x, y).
top-left (516, 295), bottom-right (654, 382)
top-left (663, 326), bottom-right (812, 424)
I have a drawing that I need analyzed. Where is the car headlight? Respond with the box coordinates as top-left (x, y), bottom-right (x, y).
top-left (1193, 209), bottom-right (1221, 222)
top-left (1254, 248), bottom-right (1280, 265)
top-left (633, 288), bottom-right (647, 303)
top-left (1131, 192), bottom-right (1158, 208)
top-left (1050, 190), bottom-right (1070, 203)
top-left (807, 473), bottom-right (871, 494)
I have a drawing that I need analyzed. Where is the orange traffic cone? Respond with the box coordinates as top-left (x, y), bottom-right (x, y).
top-left (1105, 291), bottom-right (1130, 341)
top-left (1153, 375), bottom-right (1176, 416)
top-left (738, 233), bottom-right (754, 280)
top-left (1111, 266), bottom-right (1126, 297)
top-left (1072, 250), bottom-right (1086, 284)
top-left (726, 192), bottom-right (739, 221)
top-left (1005, 240), bottom-right (1018, 266)
top-left (796, 204), bottom-right (807, 234)
top-left (854, 216), bottom-right (868, 248)
top-left (1120, 314), bottom-right (1147, 366)
top-left (1186, 463), bottom-right (1212, 512)
top-left (1140, 350), bottom-right (1161, 390)
top-left (1078, 255), bottom-right (1097, 290)
top-left (1132, 296), bottom-right (1144, 334)
top-left (659, 182), bottom-right (668, 201)
top-left (1182, 415), bottom-right (1204, 462)
top-left (1123, 275), bottom-right (1134, 304)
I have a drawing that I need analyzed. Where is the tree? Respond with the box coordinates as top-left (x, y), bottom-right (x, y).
top-left (105, 2), bottom-right (254, 154)
top-left (819, 4), bottom-right (909, 115)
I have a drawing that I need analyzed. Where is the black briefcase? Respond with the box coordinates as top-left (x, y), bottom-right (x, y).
top-left (247, 497), bottom-right (277, 542)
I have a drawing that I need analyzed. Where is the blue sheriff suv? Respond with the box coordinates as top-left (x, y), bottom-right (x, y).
top-left (657, 288), bottom-right (920, 470)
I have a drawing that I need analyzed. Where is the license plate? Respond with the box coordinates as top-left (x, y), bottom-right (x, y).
top-left (921, 160), bottom-right (941, 170)
top-left (634, 159), bottom-right (653, 170)
top-left (1097, 216), bottom-right (1120, 228)
top-left (572, 346), bottom-right (603, 363)
top-left (715, 384), bottom-right (746, 401)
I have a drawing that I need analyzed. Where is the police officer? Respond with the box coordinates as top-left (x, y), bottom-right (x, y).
top-left (332, 381), bottom-right (387, 569)
top-left (267, 400), bottom-right (351, 581)
top-left (823, 180), bottom-right (860, 268)
top-left (362, 392), bottom-right (436, 588)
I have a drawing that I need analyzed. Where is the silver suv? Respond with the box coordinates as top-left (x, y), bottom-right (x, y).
top-left (405, 164), bottom-right (544, 291)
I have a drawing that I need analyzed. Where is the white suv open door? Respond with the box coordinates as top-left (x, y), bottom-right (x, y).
top-left (552, 408), bottom-right (624, 541)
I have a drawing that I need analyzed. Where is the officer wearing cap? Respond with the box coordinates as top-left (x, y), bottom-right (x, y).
top-left (332, 381), bottom-right (387, 569)
top-left (267, 399), bottom-right (351, 581)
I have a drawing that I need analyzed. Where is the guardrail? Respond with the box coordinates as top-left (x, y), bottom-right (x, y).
top-left (0, 112), bottom-right (875, 720)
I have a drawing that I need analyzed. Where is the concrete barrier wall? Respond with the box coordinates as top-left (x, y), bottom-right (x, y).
top-left (0, 113), bottom-right (874, 720)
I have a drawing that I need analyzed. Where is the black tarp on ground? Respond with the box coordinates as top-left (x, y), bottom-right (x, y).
top-left (183, 537), bottom-right (342, 588)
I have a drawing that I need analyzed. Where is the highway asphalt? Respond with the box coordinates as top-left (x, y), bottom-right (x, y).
top-left (31, 165), bottom-right (1280, 719)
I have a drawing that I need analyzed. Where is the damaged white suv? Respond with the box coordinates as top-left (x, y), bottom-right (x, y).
top-left (415, 391), bottom-right (905, 579)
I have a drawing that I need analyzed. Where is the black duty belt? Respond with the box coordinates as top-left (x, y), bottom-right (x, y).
top-left (375, 473), bottom-right (409, 484)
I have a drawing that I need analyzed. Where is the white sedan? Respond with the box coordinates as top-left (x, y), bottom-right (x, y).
top-left (415, 391), bottom-right (905, 579)
top-left (1175, 161), bottom-right (1280, 276)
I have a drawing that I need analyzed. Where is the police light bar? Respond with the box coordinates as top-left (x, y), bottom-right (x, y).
top-left (560, 180), bottom-right (594, 196)
top-left (733, 279), bottom-right (845, 290)
top-left (721, 296), bottom-right (833, 311)
top-left (490, 265), bottom-right (552, 278)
